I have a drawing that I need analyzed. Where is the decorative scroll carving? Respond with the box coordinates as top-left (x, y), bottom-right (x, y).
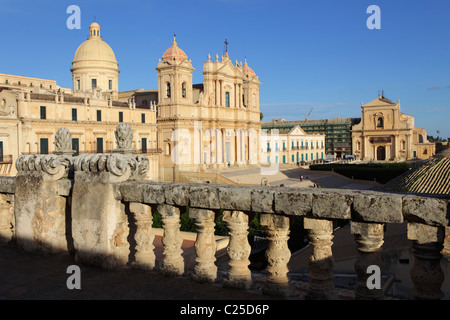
top-left (114, 123), bottom-right (133, 150)
top-left (54, 127), bottom-right (73, 152)
top-left (73, 153), bottom-right (149, 181)
top-left (15, 154), bottom-right (73, 180)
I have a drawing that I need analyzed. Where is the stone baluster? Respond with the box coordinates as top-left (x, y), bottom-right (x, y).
top-left (260, 214), bottom-right (292, 296)
top-left (351, 221), bottom-right (384, 300)
top-left (158, 204), bottom-right (184, 276)
top-left (129, 202), bottom-right (155, 270)
top-left (189, 208), bottom-right (217, 283)
top-left (304, 217), bottom-right (336, 300)
top-left (407, 222), bottom-right (445, 300)
top-left (222, 210), bottom-right (252, 289)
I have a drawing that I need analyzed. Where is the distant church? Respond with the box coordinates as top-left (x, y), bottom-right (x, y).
top-left (351, 93), bottom-right (435, 161)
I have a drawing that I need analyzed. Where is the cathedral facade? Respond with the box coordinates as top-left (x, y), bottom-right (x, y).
top-left (0, 22), bottom-right (261, 180)
top-left (351, 94), bottom-right (435, 161)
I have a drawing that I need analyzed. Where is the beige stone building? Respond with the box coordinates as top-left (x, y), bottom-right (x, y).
top-left (152, 37), bottom-right (262, 181)
top-left (0, 23), bottom-right (262, 180)
top-left (351, 94), bottom-right (435, 161)
top-left (0, 22), bottom-right (159, 178)
top-left (264, 125), bottom-right (325, 165)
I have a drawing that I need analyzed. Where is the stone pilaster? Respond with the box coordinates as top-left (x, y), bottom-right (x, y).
top-left (304, 217), bottom-right (336, 300)
top-left (129, 202), bottom-right (155, 270)
top-left (407, 222), bottom-right (445, 300)
top-left (222, 210), bottom-right (252, 289)
top-left (158, 204), bottom-right (184, 276)
top-left (189, 208), bottom-right (217, 283)
top-left (351, 221), bottom-right (384, 300)
top-left (260, 214), bottom-right (292, 297)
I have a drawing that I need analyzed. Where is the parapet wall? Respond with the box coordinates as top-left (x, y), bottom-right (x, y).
top-left (0, 125), bottom-right (449, 300)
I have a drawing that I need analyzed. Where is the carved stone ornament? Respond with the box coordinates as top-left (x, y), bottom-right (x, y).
top-left (114, 123), bottom-right (133, 150)
top-left (15, 154), bottom-right (73, 181)
top-left (74, 153), bottom-right (149, 182)
top-left (54, 127), bottom-right (72, 152)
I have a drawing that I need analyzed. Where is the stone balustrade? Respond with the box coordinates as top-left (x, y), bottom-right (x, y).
top-left (1, 175), bottom-right (449, 299)
top-left (0, 126), bottom-right (448, 300)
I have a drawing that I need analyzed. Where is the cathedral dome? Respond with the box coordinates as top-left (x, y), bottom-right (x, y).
top-left (162, 36), bottom-right (188, 62)
top-left (242, 59), bottom-right (256, 79)
top-left (72, 22), bottom-right (118, 67)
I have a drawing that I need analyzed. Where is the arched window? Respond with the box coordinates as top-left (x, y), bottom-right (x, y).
top-left (377, 117), bottom-right (384, 128)
top-left (166, 83), bottom-right (171, 98)
top-left (423, 148), bottom-right (428, 154)
top-left (182, 83), bottom-right (186, 98)
top-left (418, 134), bottom-right (424, 143)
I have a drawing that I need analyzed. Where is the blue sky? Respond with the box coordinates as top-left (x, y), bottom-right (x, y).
top-left (1, 0), bottom-right (449, 138)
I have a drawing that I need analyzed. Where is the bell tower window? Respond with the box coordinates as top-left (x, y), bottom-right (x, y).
top-left (182, 83), bottom-right (186, 98)
top-left (166, 82), bottom-right (171, 98)
top-left (376, 117), bottom-right (384, 128)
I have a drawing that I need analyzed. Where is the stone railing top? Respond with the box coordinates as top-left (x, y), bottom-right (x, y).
top-left (118, 182), bottom-right (450, 228)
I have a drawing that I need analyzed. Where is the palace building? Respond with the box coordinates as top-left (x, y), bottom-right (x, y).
top-left (351, 94), bottom-right (435, 161)
top-left (0, 22), bottom-right (261, 180)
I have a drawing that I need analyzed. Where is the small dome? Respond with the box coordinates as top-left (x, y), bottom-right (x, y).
top-left (162, 36), bottom-right (188, 62)
top-left (242, 59), bottom-right (256, 79)
top-left (72, 22), bottom-right (118, 66)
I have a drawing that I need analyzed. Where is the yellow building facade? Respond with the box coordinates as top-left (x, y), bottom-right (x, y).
top-left (0, 23), bottom-right (262, 180)
top-left (0, 22), bottom-right (159, 178)
top-left (351, 94), bottom-right (435, 161)
top-left (264, 125), bottom-right (326, 165)
top-left (154, 37), bottom-right (262, 181)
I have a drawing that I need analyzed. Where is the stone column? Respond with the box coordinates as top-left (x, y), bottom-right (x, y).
top-left (189, 208), bottom-right (217, 283)
top-left (351, 221), bottom-right (384, 300)
top-left (407, 222), bottom-right (445, 300)
top-left (158, 204), bottom-right (184, 276)
top-left (304, 217), bottom-right (336, 300)
top-left (222, 210), bottom-right (252, 289)
top-left (129, 202), bottom-right (155, 270)
top-left (260, 214), bottom-right (292, 296)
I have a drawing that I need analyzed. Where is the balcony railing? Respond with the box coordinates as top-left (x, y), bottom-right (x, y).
top-left (3, 172), bottom-right (449, 300)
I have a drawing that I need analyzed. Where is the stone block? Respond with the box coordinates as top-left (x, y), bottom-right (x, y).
top-left (143, 183), bottom-right (166, 204)
top-left (352, 191), bottom-right (403, 223)
top-left (251, 187), bottom-right (275, 213)
top-left (407, 222), bottom-right (445, 244)
top-left (189, 185), bottom-right (220, 209)
top-left (312, 190), bottom-right (352, 219)
top-left (403, 195), bottom-right (449, 227)
top-left (218, 186), bottom-right (251, 211)
top-left (120, 182), bottom-right (146, 203)
top-left (164, 183), bottom-right (190, 206)
top-left (274, 189), bottom-right (313, 216)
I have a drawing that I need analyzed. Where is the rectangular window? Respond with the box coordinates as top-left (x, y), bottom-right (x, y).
top-left (72, 108), bottom-right (77, 121)
top-left (97, 110), bottom-right (102, 122)
top-left (0, 141), bottom-right (3, 163)
top-left (141, 113), bottom-right (145, 124)
top-left (77, 80), bottom-right (80, 90)
top-left (225, 92), bottom-right (230, 107)
top-left (109, 80), bottom-right (112, 90)
top-left (91, 79), bottom-right (97, 89)
top-left (141, 138), bottom-right (147, 153)
top-left (72, 138), bottom-right (79, 156)
top-left (119, 111), bottom-right (123, 123)
top-left (40, 106), bottom-right (46, 120)
top-left (96, 138), bottom-right (103, 153)
top-left (40, 138), bottom-right (49, 154)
